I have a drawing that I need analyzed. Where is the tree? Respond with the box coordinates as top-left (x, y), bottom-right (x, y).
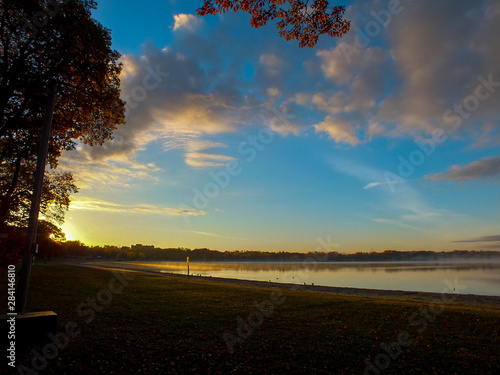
top-left (0, 159), bottom-right (78, 226)
top-left (0, 0), bottom-right (125, 228)
top-left (197, 0), bottom-right (350, 48)
top-left (0, 225), bottom-right (24, 266)
top-left (35, 219), bottom-right (66, 259)
top-left (64, 240), bottom-right (87, 258)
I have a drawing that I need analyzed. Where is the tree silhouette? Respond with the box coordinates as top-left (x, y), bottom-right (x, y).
top-left (0, 0), bottom-right (125, 227)
top-left (35, 220), bottom-right (66, 259)
top-left (197, 0), bottom-right (350, 47)
top-left (0, 158), bottom-right (78, 226)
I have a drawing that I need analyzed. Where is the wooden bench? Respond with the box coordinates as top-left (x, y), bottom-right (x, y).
top-left (2, 311), bottom-right (57, 349)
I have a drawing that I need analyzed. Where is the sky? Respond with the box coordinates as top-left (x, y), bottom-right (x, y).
top-left (58, 0), bottom-right (500, 253)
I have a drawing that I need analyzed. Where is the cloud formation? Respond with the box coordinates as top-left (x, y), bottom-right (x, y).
top-left (60, 42), bottom-right (250, 183)
top-left (59, 146), bottom-right (160, 189)
top-left (70, 197), bottom-right (205, 217)
top-left (308, 0), bottom-right (500, 144)
top-left (314, 116), bottom-right (361, 145)
top-left (60, 0), bottom-right (500, 190)
top-left (173, 14), bottom-right (202, 32)
top-left (426, 155), bottom-right (500, 181)
top-left (453, 235), bottom-right (500, 243)
top-left (51, 0), bottom-right (500, 251)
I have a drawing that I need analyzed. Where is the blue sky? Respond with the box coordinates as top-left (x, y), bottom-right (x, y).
top-left (59, 0), bottom-right (500, 252)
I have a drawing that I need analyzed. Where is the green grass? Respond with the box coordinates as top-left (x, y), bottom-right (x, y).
top-left (3, 263), bottom-right (500, 374)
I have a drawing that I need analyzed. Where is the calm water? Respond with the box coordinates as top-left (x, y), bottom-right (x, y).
top-left (90, 260), bottom-right (500, 297)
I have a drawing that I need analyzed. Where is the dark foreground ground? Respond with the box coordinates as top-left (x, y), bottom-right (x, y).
top-left (2, 263), bottom-right (500, 374)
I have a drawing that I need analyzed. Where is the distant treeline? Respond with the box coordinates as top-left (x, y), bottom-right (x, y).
top-left (63, 242), bottom-right (500, 262)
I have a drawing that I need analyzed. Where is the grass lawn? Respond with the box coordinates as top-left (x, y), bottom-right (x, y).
top-left (2, 263), bottom-right (500, 374)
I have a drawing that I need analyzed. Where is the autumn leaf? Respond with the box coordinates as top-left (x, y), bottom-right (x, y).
top-left (197, 0), bottom-right (350, 48)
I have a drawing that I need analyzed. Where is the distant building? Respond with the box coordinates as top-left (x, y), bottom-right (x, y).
top-left (131, 244), bottom-right (154, 251)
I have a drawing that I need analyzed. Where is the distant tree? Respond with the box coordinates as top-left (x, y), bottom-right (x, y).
top-left (0, 0), bottom-right (125, 228)
top-left (64, 240), bottom-right (87, 258)
top-left (197, 0), bottom-right (350, 47)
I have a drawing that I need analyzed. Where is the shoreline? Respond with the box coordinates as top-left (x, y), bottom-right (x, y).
top-left (78, 262), bottom-right (500, 309)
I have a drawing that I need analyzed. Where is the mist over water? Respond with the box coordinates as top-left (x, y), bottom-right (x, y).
top-left (89, 260), bottom-right (500, 297)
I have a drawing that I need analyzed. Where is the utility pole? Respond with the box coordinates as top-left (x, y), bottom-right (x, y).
top-left (16, 79), bottom-right (58, 314)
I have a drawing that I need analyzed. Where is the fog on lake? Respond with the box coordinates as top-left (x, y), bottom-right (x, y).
top-left (89, 260), bottom-right (500, 297)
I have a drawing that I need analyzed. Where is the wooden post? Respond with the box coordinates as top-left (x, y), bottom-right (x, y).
top-left (16, 79), bottom-right (58, 314)
top-left (187, 256), bottom-right (189, 279)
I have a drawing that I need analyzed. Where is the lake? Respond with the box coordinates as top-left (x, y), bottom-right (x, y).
top-left (88, 260), bottom-right (500, 297)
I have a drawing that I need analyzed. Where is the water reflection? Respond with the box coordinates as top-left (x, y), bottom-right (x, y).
top-left (89, 260), bottom-right (500, 296)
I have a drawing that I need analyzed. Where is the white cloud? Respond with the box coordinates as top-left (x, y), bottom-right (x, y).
top-left (173, 14), bottom-right (202, 32)
top-left (260, 104), bottom-right (302, 136)
top-left (259, 53), bottom-right (283, 76)
top-left (363, 182), bottom-right (383, 190)
top-left (162, 135), bottom-right (234, 167)
top-left (267, 87), bottom-right (280, 97)
top-left (59, 146), bottom-right (160, 189)
top-left (304, 43), bottom-right (390, 144)
top-left (59, 0), bottom-right (500, 195)
top-left (301, 0), bottom-right (500, 146)
top-left (185, 152), bottom-right (236, 168)
top-left (317, 44), bottom-right (387, 86)
top-left (314, 116), bottom-right (360, 145)
top-left (371, 0), bottom-right (500, 138)
top-left (70, 196), bottom-right (205, 217)
top-left (59, 42), bottom-right (255, 176)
